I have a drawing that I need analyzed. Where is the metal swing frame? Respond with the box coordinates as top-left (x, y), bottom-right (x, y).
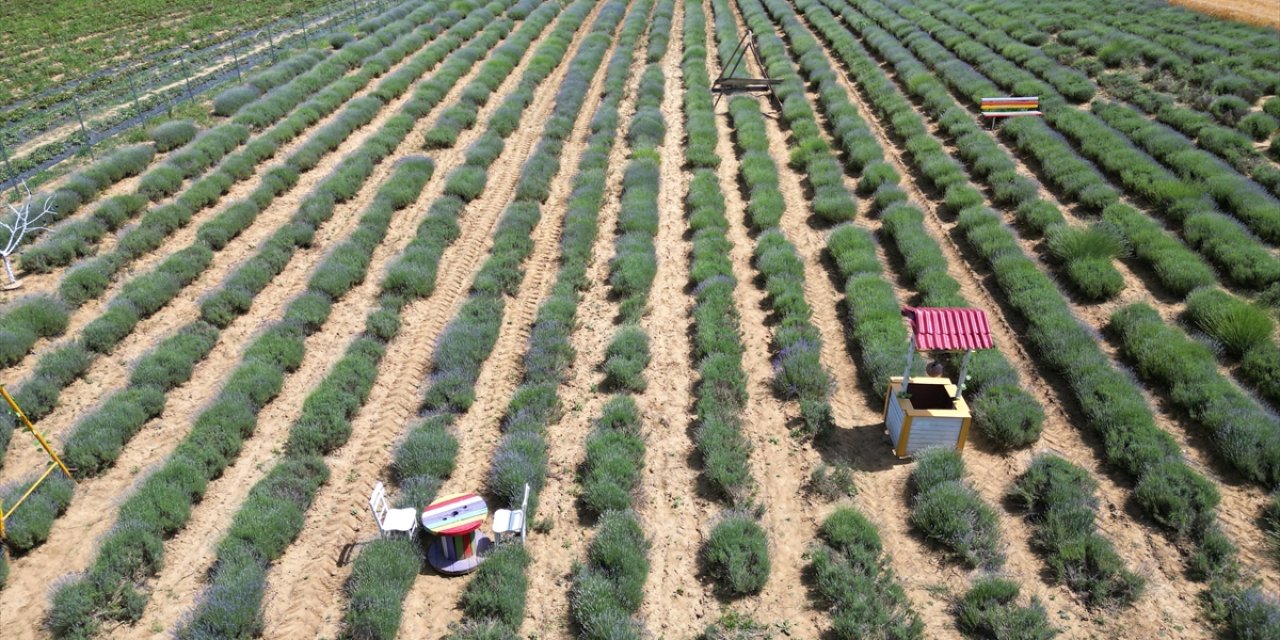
top-left (712, 30), bottom-right (781, 108)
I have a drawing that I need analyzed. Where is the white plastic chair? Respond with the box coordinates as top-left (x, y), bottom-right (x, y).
top-left (492, 483), bottom-right (529, 544)
top-left (369, 481), bottom-right (417, 539)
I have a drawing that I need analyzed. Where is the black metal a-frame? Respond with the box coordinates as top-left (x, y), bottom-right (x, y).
top-left (712, 30), bottom-right (781, 108)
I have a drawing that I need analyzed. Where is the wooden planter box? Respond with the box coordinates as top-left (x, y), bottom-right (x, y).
top-left (883, 376), bottom-right (972, 458)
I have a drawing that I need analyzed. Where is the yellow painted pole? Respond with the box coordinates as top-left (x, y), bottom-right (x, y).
top-left (0, 386), bottom-right (73, 480)
top-left (4, 463), bottom-right (59, 518)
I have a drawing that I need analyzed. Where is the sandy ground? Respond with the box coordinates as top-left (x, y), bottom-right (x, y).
top-left (0, 12), bottom-right (490, 639)
top-left (1, 1), bottom-right (1276, 638)
top-left (519, 1), bottom-right (655, 636)
top-left (1171, 0), bottom-right (1280, 29)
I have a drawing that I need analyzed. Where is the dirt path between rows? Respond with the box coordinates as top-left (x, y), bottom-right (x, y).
top-left (255, 10), bottom-right (596, 640)
top-left (630, 2), bottom-right (729, 637)
top-left (775, 4), bottom-right (1211, 637)
top-left (0, 17), bottom-right (489, 639)
top-left (715, 1), bottom-right (947, 636)
top-left (696, 4), bottom-right (829, 635)
top-left (114, 24), bottom-right (538, 640)
top-left (0, 34), bottom-right (445, 478)
top-left (398, 3), bottom-right (629, 638)
top-left (792, 2), bottom-right (1248, 633)
top-left (519, 5), bottom-right (655, 636)
top-left (826, 1), bottom-right (1277, 596)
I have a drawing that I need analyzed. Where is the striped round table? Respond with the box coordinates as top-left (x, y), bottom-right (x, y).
top-left (422, 492), bottom-right (492, 575)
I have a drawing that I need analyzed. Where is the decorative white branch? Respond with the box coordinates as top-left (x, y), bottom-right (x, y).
top-left (0, 182), bottom-right (57, 288)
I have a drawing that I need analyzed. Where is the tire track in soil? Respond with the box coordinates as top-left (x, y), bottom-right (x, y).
top-left (12, 135), bottom-right (225, 302)
top-left (19, 41), bottom-right (371, 301)
top-left (519, 8), bottom-right (654, 637)
top-left (772, 4), bottom-right (1215, 636)
top-left (632, 4), bottom-right (726, 637)
top-left (796, 1), bottom-right (1262, 628)
top-left (112, 21), bottom-right (538, 640)
top-left (0, 22), bottom-right (472, 484)
top-left (398, 3), bottom-right (632, 636)
top-left (0, 59), bottom-right (379, 384)
top-left (13, 164), bottom-right (160, 298)
top-left (698, 4), bottom-right (827, 635)
top-left (848, 7), bottom-right (1275, 594)
top-left (0, 38), bottom-right (451, 482)
top-left (0, 20), bottom-right (491, 638)
top-left (256, 4), bottom-right (612, 637)
top-left (834, 1), bottom-right (1276, 592)
top-left (723, 0), bottom-right (958, 633)
top-left (699, 3), bottom-right (836, 634)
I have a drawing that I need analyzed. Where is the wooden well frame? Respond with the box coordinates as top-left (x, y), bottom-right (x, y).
top-left (883, 376), bottom-right (973, 458)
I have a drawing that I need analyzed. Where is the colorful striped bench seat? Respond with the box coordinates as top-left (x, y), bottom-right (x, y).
top-left (980, 96), bottom-right (1042, 118)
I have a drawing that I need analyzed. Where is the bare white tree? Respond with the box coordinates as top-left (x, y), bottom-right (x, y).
top-left (0, 184), bottom-right (56, 290)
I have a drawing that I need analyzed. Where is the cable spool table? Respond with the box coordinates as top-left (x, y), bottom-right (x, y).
top-left (422, 492), bottom-right (492, 575)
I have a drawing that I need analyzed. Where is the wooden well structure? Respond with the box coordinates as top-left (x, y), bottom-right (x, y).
top-left (883, 307), bottom-right (993, 458)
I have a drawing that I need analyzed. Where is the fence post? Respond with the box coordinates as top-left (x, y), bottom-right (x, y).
top-left (129, 74), bottom-right (144, 120)
top-left (73, 96), bottom-right (94, 160)
top-left (232, 41), bottom-right (243, 82)
top-left (0, 139), bottom-right (18, 198)
top-left (267, 24), bottom-right (278, 64)
top-left (181, 55), bottom-right (194, 102)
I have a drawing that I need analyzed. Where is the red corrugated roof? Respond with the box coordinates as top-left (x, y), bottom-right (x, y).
top-left (903, 307), bottom-right (993, 351)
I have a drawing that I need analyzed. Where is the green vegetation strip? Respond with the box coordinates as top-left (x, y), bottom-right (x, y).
top-left (0, 0), bottom-right (341, 102)
top-left (810, 507), bottom-right (923, 638)
top-left (174, 153), bottom-right (437, 639)
top-left (821, 0), bottom-right (1231, 298)
top-left (709, 0), bottom-right (834, 440)
top-left (21, 2), bottom-right (431, 278)
top-left (1109, 303), bottom-right (1280, 487)
top-left (1009, 455), bottom-right (1144, 608)
top-left (680, 0), bottom-right (755, 508)
top-left (907, 448), bottom-right (1003, 570)
top-left (827, 0), bottom-right (1278, 633)
top-left (1184, 288), bottom-right (1280, 410)
top-left (809, 0), bottom-right (1276, 409)
top-left (0, 1), bottom-right (502, 565)
top-left (0, 3), bottom-right (366, 183)
top-left (780, 0), bottom-right (1043, 449)
top-left (41, 4), bottom-right (520, 635)
top-left (0, 0), bottom-right (458, 463)
top-left (567, 1), bottom-right (674, 636)
top-left (176, 2), bottom-right (569, 634)
top-left (26, 144), bottom-right (157, 251)
top-left (338, 1), bottom-right (617, 636)
top-left (959, 0), bottom-right (1280, 197)
top-left (889, 0), bottom-right (1280, 288)
top-left (955, 576), bottom-right (1057, 640)
top-left (459, 1), bottom-right (654, 635)
top-left (833, 0), bottom-right (1280, 489)
top-left (919, 0), bottom-right (1278, 207)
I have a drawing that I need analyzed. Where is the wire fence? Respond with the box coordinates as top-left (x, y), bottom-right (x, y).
top-left (0, 0), bottom-right (389, 191)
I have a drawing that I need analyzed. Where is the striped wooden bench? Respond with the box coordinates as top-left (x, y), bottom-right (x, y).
top-left (980, 96), bottom-right (1041, 126)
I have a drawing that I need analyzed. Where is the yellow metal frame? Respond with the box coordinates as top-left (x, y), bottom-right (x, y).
top-left (883, 376), bottom-right (972, 458)
top-left (0, 385), bottom-right (73, 541)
